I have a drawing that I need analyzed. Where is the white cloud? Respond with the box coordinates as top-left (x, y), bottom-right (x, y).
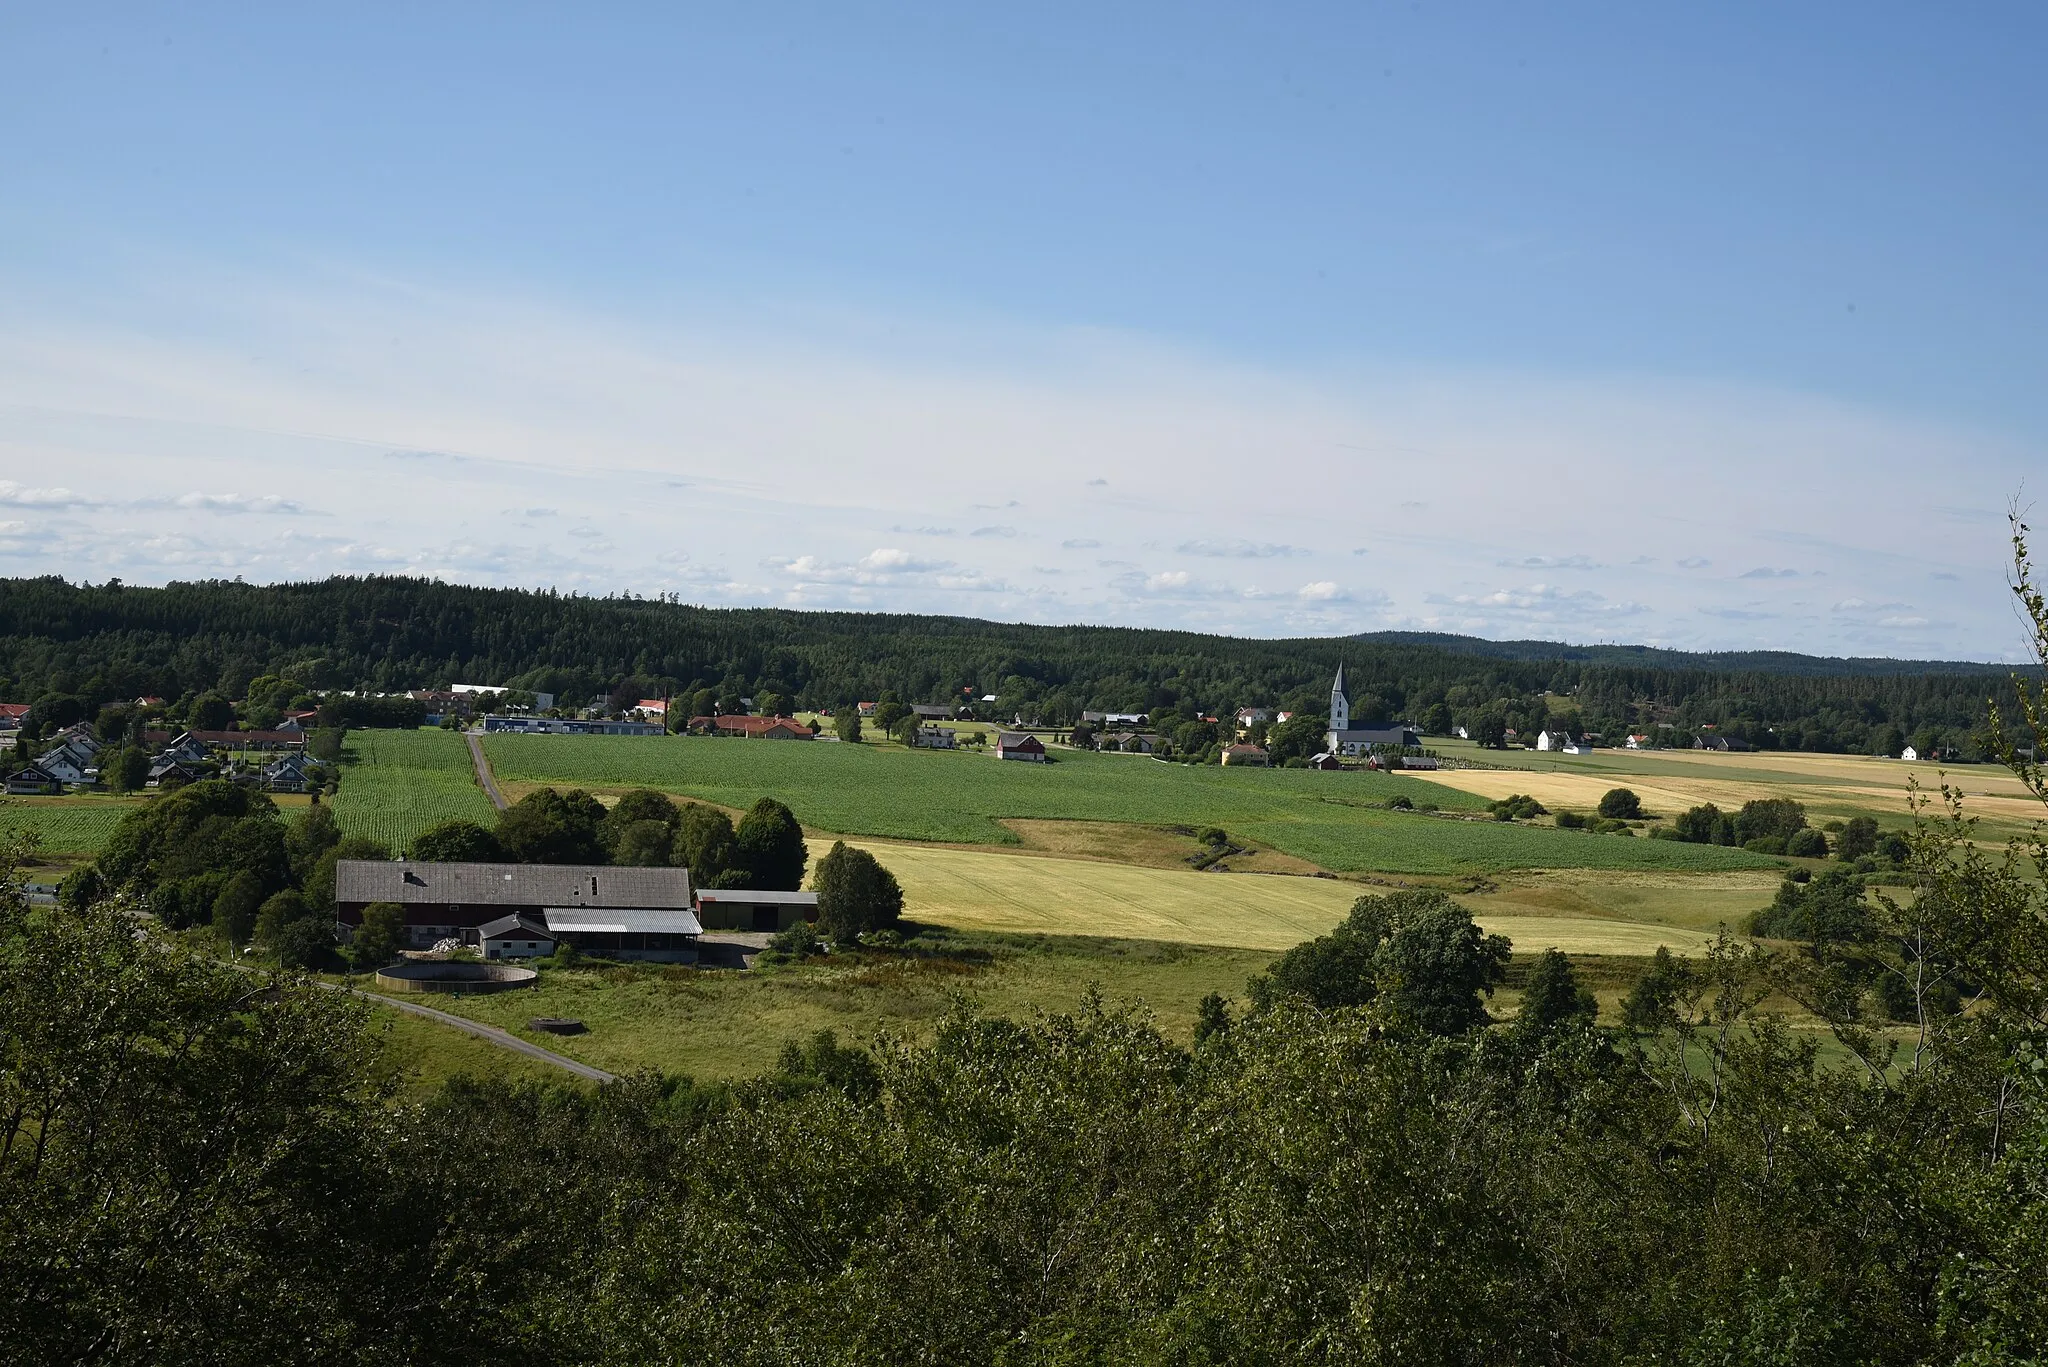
top-left (1297, 581), bottom-right (1346, 601)
top-left (0, 256), bottom-right (2030, 655)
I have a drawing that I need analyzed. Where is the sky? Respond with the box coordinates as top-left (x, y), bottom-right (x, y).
top-left (1, 4), bottom-right (2043, 659)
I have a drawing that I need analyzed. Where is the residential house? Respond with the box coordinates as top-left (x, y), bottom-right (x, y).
top-left (1900, 745), bottom-right (1920, 762)
top-left (633, 699), bottom-right (667, 718)
top-left (1535, 729), bottom-right (1569, 752)
top-left (1235, 708), bottom-right (1271, 728)
top-left (912, 725), bottom-right (957, 749)
top-left (694, 889), bottom-right (820, 933)
top-left (1562, 737), bottom-right (1596, 755)
top-left (276, 710), bottom-right (319, 731)
top-left (1080, 710), bottom-right (1150, 726)
top-left (0, 704), bottom-right (29, 726)
top-left (1453, 726), bottom-right (1470, 740)
top-left (263, 753), bottom-right (315, 793)
top-left (5, 764), bottom-right (61, 795)
top-left (1695, 734), bottom-right (1756, 753)
top-left (857, 702), bottom-right (877, 717)
top-left (1220, 743), bottom-right (1269, 767)
top-left (996, 732), bottom-right (1047, 762)
top-left (35, 748), bottom-right (92, 786)
top-left (147, 757), bottom-right (202, 789)
top-left (134, 696), bottom-right (166, 709)
top-left (177, 729), bottom-right (307, 752)
top-left (336, 860), bottom-right (697, 954)
top-left (1625, 734), bottom-right (1651, 749)
top-left (479, 716), bottom-right (664, 736)
top-left (1097, 731), bottom-right (1165, 754)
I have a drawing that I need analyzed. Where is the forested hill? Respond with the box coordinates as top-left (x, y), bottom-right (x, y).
top-left (0, 574), bottom-right (2028, 754)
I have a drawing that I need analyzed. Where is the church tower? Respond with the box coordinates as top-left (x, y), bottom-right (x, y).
top-left (1329, 664), bottom-right (1350, 734)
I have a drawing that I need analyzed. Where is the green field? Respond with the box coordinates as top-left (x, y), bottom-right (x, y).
top-left (330, 729), bottom-right (498, 849)
top-left (410, 929), bottom-right (1278, 1080)
top-left (483, 734), bottom-right (1777, 876)
top-left (0, 795), bottom-right (148, 855)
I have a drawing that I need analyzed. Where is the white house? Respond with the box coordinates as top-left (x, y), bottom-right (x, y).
top-left (1900, 745), bottom-right (1920, 762)
top-left (36, 748), bottom-right (92, 785)
top-left (1453, 726), bottom-right (1470, 740)
top-left (1563, 737), bottom-right (1596, 756)
top-left (479, 914), bottom-right (558, 960)
top-left (1535, 728), bottom-right (1575, 753)
top-left (1625, 734), bottom-right (1650, 749)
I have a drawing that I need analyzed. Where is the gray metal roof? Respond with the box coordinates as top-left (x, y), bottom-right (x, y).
top-left (694, 890), bottom-right (818, 905)
top-left (335, 860), bottom-right (693, 908)
top-left (543, 907), bottom-right (704, 935)
top-left (478, 914), bottom-right (556, 940)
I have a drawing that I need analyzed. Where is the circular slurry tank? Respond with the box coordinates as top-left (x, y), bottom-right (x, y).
top-left (374, 961), bottom-right (539, 994)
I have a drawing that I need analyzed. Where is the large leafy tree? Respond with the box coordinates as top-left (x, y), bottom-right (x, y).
top-left (495, 788), bottom-right (608, 865)
top-left (734, 797), bottom-right (807, 891)
top-left (812, 841), bottom-right (904, 943)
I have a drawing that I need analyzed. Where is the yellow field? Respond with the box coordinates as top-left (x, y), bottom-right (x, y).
top-left (827, 836), bottom-right (1722, 957)
top-left (1409, 742), bottom-right (2042, 834)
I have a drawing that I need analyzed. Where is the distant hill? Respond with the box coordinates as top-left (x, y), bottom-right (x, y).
top-left (0, 574), bottom-right (2028, 754)
top-left (1346, 631), bottom-right (2014, 678)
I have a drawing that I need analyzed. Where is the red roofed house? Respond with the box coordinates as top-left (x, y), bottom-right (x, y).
top-left (713, 715), bottom-right (814, 740)
top-left (1220, 743), bottom-right (1269, 767)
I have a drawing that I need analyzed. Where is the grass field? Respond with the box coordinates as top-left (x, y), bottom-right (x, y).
top-left (407, 929), bottom-right (1279, 1080)
top-left (0, 795), bottom-right (148, 855)
top-left (366, 1002), bottom-right (572, 1095)
top-left (482, 734), bottom-right (1777, 877)
top-left (331, 729), bottom-right (497, 850)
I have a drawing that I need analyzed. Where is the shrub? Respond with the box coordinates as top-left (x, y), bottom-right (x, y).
top-left (1834, 816), bottom-right (1879, 861)
top-left (1786, 827), bottom-right (1829, 859)
top-left (814, 841), bottom-right (905, 943)
top-left (1554, 810), bottom-right (1588, 830)
top-left (1597, 787), bottom-right (1643, 820)
top-left (1487, 794), bottom-right (1546, 821)
top-left (1742, 837), bottom-right (1788, 855)
top-left (1384, 795), bottom-right (1413, 812)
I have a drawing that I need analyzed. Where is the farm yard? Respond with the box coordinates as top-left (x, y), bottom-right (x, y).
top-left (329, 728), bottom-right (498, 848)
top-left (481, 733), bottom-right (1780, 877)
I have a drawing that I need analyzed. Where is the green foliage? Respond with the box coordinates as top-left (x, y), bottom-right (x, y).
top-left (1193, 989), bottom-right (1231, 1044)
top-left (1786, 826), bottom-right (1830, 859)
top-left (762, 918), bottom-right (821, 961)
top-left (1513, 948), bottom-right (1597, 1037)
top-left (106, 746), bottom-right (149, 793)
top-left (1488, 793), bottom-right (1548, 821)
top-left (734, 796), bottom-right (806, 891)
top-left (409, 817), bottom-right (503, 862)
top-left (1622, 945), bottom-right (1693, 1031)
top-left (1253, 889), bottom-right (1511, 1035)
top-left (674, 802), bottom-right (738, 882)
top-left (56, 864), bottom-right (103, 911)
top-left (351, 901), bottom-right (405, 968)
top-left (189, 692), bottom-right (235, 730)
top-left (1733, 797), bottom-right (1808, 845)
top-left (253, 889), bottom-right (309, 946)
top-left (99, 779), bottom-right (289, 897)
top-left (813, 841), bottom-right (905, 943)
top-left (1834, 815), bottom-right (1879, 862)
top-left (1749, 868), bottom-right (1872, 944)
top-left (1674, 802), bottom-right (1736, 845)
top-left (1598, 786), bottom-right (1643, 819)
top-left (210, 869), bottom-right (265, 945)
top-left (495, 787), bottom-right (607, 865)
top-left (834, 709), bottom-right (862, 743)
top-left (769, 1029), bottom-right (880, 1102)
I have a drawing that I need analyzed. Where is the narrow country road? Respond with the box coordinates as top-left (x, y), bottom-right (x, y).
top-left (341, 981), bottom-right (617, 1084)
top-left (467, 730), bottom-right (508, 810)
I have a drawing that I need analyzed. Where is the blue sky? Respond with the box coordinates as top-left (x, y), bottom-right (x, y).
top-left (1, 5), bottom-right (2042, 657)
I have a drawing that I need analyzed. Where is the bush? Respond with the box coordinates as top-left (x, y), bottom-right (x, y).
top-left (1786, 827), bottom-right (1829, 859)
top-left (1597, 787), bottom-right (1643, 820)
top-left (1554, 810), bottom-right (1589, 830)
top-left (1196, 826), bottom-right (1228, 847)
top-left (1487, 794), bottom-right (1546, 821)
top-left (1834, 816), bottom-right (1879, 862)
top-left (1384, 795), bottom-right (1413, 812)
top-left (814, 841), bottom-right (905, 943)
top-left (763, 919), bottom-right (822, 961)
top-left (1748, 869), bottom-right (1870, 943)
top-left (1674, 804), bottom-right (1735, 845)
top-left (1741, 837), bottom-right (1788, 855)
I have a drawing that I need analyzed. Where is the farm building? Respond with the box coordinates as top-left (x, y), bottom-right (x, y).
top-left (479, 914), bottom-right (556, 959)
top-left (1221, 743), bottom-right (1269, 767)
top-left (712, 715), bottom-right (815, 740)
top-left (335, 860), bottom-right (697, 951)
top-left (996, 732), bottom-right (1047, 762)
top-left (1695, 734), bottom-right (1756, 753)
top-left (1097, 731), bottom-right (1165, 754)
top-left (694, 889), bottom-right (820, 932)
top-left (479, 716), bottom-right (663, 735)
top-left (1308, 752), bottom-right (1343, 770)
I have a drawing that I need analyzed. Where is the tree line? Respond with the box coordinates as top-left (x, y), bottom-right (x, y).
top-left (0, 573), bottom-right (2029, 756)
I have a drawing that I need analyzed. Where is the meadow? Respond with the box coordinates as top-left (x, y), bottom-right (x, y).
top-left (407, 929), bottom-right (1284, 1080)
top-left (330, 728), bottom-right (498, 849)
top-left (482, 734), bottom-right (1778, 877)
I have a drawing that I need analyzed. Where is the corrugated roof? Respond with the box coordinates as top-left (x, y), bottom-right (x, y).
top-left (335, 860), bottom-right (693, 908)
top-left (694, 890), bottom-right (818, 905)
top-left (478, 914), bottom-right (555, 940)
top-left (544, 907), bottom-right (704, 935)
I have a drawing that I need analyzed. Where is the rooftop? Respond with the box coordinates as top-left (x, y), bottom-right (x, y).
top-left (335, 860), bottom-right (693, 908)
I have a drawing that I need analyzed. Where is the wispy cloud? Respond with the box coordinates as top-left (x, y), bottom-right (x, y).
top-left (1177, 538), bottom-right (1307, 559)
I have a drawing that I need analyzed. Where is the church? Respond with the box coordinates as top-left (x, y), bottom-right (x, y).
top-left (1324, 664), bottom-right (1420, 757)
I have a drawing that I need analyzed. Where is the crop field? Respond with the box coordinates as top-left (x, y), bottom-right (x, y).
top-left (482, 734), bottom-right (1776, 876)
top-left (330, 729), bottom-right (498, 849)
top-left (830, 835), bottom-right (1726, 956)
top-left (1417, 740), bottom-right (2043, 839)
top-left (0, 796), bottom-right (148, 855)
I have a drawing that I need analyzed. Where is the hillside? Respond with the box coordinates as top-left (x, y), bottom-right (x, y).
top-left (0, 574), bottom-right (2027, 752)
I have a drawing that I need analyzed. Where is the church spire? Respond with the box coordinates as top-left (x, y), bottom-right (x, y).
top-left (1329, 663), bottom-right (1349, 734)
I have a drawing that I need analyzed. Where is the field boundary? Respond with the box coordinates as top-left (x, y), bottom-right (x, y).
top-left (467, 732), bottom-right (508, 810)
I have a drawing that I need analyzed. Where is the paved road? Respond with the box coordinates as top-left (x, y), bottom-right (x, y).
top-left (466, 731), bottom-right (508, 810)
